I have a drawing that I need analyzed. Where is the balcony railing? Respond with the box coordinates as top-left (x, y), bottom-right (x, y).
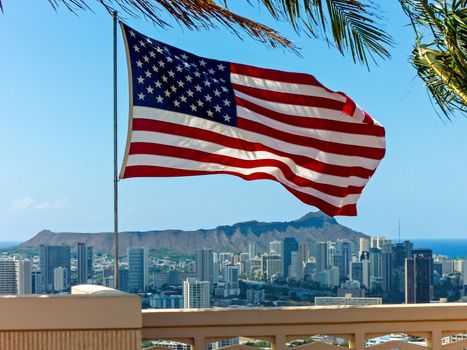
top-left (1, 286), bottom-right (466, 350)
top-left (141, 302), bottom-right (467, 350)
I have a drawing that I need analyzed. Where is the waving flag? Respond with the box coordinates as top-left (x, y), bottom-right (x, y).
top-left (120, 23), bottom-right (386, 217)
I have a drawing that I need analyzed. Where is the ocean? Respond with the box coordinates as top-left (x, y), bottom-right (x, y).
top-left (411, 239), bottom-right (467, 258)
top-left (0, 242), bottom-right (21, 249)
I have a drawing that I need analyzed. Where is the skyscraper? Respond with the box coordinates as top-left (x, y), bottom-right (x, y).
top-left (31, 271), bottom-right (42, 295)
top-left (371, 236), bottom-right (391, 249)
top-left (261, 254), bottom-right (282, 280)
top-left (196, 249), bottom-right (214, 291)
top-left (359, 238), bottom-right (370, 258)
top-left (18, 259), bottom-right (32, 295)
top-left (87, 246), bottom-right (94, 280)
top-left (248, 243), bottom-right (257, 259)
top-left (53, 267), bottom-right (68, 292)
top-left (405, 249), bottom-right (433, 304)
top-left (40, 245), bottom-right (71, 293)
top-left (128, 248), bottom-right (149, 293)
top-left (0, 259), bottom-right (18, 295)
top-left (369, 247), bottom-right (382, 290)
top-left (281, 237), bottom-right (299, 278)
top-left (381, 242), bottom-right (392, 293)
top-left (77, 243), bottom-right (88, 285)
top-left (223, 264), bottom-right (240, 296)
top-left (269, 241), bottom-right (282, 255)
top-left (391, 243), bottom-right (408, 302)
top-left (316, 242), bottom-right (328, 272)
top-left (336, 240), bottom-right (352, 279)
top-left (183, 278), bottom-right (210, 308)
top-left (289, 251), bottom-right (304, 280)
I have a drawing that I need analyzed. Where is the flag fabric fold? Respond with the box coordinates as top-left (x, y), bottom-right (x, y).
top-left (119, 23), bottom-right (386, 217)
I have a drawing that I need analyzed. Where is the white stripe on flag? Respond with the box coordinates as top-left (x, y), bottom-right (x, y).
top-left (133, 106), bottom-right (381, 170)
top-left (125, 154), bottom-right (362, 207)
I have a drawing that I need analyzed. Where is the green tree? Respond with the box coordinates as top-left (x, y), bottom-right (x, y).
top-left (0, 0), bottom-right (392, 66)
top-left (400, 0), bottom-right (467, 118)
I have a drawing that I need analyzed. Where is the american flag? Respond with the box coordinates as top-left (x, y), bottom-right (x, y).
top-left (120, 23), bottom-right (386, 217)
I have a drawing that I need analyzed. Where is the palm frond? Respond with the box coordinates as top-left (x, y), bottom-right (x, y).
top-left (0, 0), bottom-right (393, 65)
top-left (400, 0), bottom-right (467, 119)
top-left (0, 0), bottom-right (295, 50)
top-left (244, 0), bottom-right (394, 66)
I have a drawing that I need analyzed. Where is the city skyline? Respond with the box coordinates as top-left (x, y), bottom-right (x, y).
top-left (1, 2), bottom-right (467, 242)
top-left (0, 234), bottom-right (465, 308)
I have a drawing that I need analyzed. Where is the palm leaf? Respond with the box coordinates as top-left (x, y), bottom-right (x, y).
top-left (400, 0), bottom-right (467, 119)
top-left (254, 0), bottom-right (394, 66)
top-left (0, 0), bottom-right (393, 66)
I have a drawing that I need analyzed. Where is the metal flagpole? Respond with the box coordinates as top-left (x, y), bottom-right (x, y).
top-left (113, 10), bottom-right (119, 290)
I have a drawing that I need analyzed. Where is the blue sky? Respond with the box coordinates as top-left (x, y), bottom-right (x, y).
top-left (1, 1), bottom-right (466, 242)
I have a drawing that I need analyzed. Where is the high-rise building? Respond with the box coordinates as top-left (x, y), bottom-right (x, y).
top-left (336, 240), bottom-right (352, 279)
top-left (248, 243), bottom-right (257, 259)
top-left (260, 254), bottom-right (281, 280)
top-left (405, 249), bottom-right (433, 304)
top-left (326, 241), bottom-right (336, 271)
top-left (87, 246), bottom-right (94, 280)
top-left (281, 237), bottom-right (299, 278)
top-left (31, 271), bottom-right (42, 294)
top-left (119, 268), bottom-right (130, 292)
top-left (350, 261), bottom-right (363, 286)
top-left (223, 264), bottom-right (240, 296)
top-left (361, 257), bottom-right (370, 289)
top-left (381, 243), bottom-right (392, 293)
top-left (183, 278), bottom-right (210, 308)
top-left (53, 267), bottom-right (68, 292)
top-left (299, 242), bottom-right (309, 264)
top-left (196, 249), bottom-right (215, 292)
top-left (77, 243), bottom-right (88, 285)
top-left (316, 242), bottom-right (328, 272)
top-left (269, 241), bottom-right (282, 255)
top-left (18, 259), bottom-right (32, 295)
top-left (369, 247), bottom-right (382, 290)
top-left (371, 236), bottom-right (391, 249)
top-left (219, 253), bottom-right (234, 265)
top-left (359, 238), bottom-right (370, 258)
top-left (128, 248), bottom-right (149, 293)
top-left (391, 243), bottom-right (409, 302)
top-left (289, 251), bottom-right (302, 280)
top-left (0, 259), bottom-right (18, 295)
top-left (39, 245), bottom-right (71, 293)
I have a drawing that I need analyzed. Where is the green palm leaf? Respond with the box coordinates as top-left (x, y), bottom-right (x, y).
top-left (400, 0), bottom-right (467, 119)
top-left (255, 0), bottom-right (393, 66)
top-left (0, 0), bottom-right (393, 66)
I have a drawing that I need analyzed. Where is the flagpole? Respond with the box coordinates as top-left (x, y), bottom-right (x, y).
top-left (113, 10), bottom-right (119, 290)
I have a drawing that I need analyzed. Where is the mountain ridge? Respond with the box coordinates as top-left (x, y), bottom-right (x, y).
top-left (20, 212), bottom-right (367, 253)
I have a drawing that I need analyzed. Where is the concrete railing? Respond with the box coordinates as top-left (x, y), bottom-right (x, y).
top-left (0, 285), bottom-right (141, 350)
top-left (1, 286), bottom-right (466, 350)
top-left (142, 303), bottom-right (467, 350)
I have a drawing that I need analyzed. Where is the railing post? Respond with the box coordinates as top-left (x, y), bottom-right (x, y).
top-left (349, 332), bottom-right (366, 350)
top-left (193, 336), bottom-right (205, 350)
top-left (272, 333), bottom-right (287, 350)
top-left (428, 330), bottom-right (442, 350)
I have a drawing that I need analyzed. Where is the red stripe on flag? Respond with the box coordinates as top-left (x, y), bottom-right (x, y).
top-left (131, 118), bottom-right (377, 179)
top-left (128, 142), bottom-right (364, 197)
top-left (237, 117), bottom-right (386, 160)
top-left (231, 63), bottom-right (326, 87)
top-left (232, 83), bottom-right (345, 110)
top-left (122, 165), bottom-right (357, 216)
top-left (235, 97), bottom-right (385, 137)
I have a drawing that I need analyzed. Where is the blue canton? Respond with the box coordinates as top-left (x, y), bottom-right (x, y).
top-left (123, 24), bottom-right (237, 126)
